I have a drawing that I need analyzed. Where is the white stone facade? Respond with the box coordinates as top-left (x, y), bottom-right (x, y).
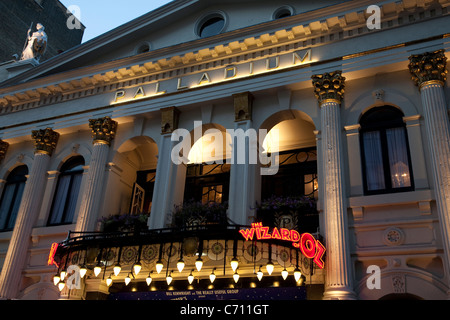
top-left (0, 0), bottom-right (449, 300)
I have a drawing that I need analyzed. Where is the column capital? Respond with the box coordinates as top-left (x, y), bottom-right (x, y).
top-left (233, 92), bottom-right (253, 121)
top-left (408, 49), bottom-right (447, 89)
top-left (31, 128), bottom-right (59, 156)
top-left (88, 116), bottom-right (118, 145)
top-left (0, 140), bottom-right (9, 163)
top-left (311, 71), bottom-right (345, 105)
top-left (161, 107), bottom-right (180, 134)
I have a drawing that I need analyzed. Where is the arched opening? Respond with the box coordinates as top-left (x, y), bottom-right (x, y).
top-left (113, 136), bottom-right (158, 219)
top-left (379, 293), bottom-right (423, 300)
top-left (258, 110), bottom-right (318, 233)
top-left (183, 125), bottom-right (232, 206)
top-left (359, 105), bottom-right (414, 195)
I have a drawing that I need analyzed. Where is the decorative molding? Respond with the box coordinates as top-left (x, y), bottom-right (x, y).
top-left (408, 49), bottom-right (448, 89)
top-left (0, 0), bottom-right (448, 114)
top-left (160, 107), bottom-right (180, 134)
top-left (233, 92), bottom-right (253, 122)
top-left (88, 116), bottom-right (118, 146)
top-left (0, 140), bottom-right (9, 163)
top-left (31, 128), bottom-right (59, 156)
top-left (311, 71), bottom-right (345, 105)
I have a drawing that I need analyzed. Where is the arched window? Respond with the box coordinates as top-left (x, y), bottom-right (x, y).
top-left (360, 106), bottom-right (414, 195)
top-left (48, 156), bottom-right (84, 225)
top-left (0, 165), bottom-right (28, 231)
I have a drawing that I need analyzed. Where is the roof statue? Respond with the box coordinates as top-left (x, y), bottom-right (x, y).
top-left (20, 23), bottom-right (47, 62)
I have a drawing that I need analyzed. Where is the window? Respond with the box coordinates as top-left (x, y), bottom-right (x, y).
top-left (0, 166), bottom-right (28, 231)
top-left (261, 147), bottom-right (318, 200)
top-left (130, 169), bottom-right (156, 214)
top-left (196, 13), bottom-right (226, 38)
top-left (48, 156), bottom-right (84, 225)
top-left (360, 106), bottom-right (414, 195)
top-left (185, 163), bottom-right (230, 204)
top-left (273, 6), bottom-right (294, 19)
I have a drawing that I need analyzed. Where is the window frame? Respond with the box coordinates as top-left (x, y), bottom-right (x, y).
top-left (0, 165), bottom-right (28, 232)
top-left (47, 156), bottom-right (84, 226)
top-left (359, 106), bottom-right (415, 196)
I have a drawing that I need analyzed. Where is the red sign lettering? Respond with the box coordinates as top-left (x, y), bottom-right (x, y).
top-left (239, 222), bottom-right (326, 269)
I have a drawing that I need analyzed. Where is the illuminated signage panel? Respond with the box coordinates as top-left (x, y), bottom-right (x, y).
top-left (239, 222), bottom-right (326, 269)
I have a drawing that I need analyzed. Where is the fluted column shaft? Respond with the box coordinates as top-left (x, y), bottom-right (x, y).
top-left (321, 100), bottom-right (355, 299)
top-left (0, 129), bottom-right (59, 299)
top-left (312, 71), bottom-right (356, 300)
top-left (419, 83), bottom-right (450, 277)
top-left (409, 50), bottom-right (450, 293)
top-left (75, 117), bottom-right (117, 232)
top-left (75, 142), bottom-right (110, 232)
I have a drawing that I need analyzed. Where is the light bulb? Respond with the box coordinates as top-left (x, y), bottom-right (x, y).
top-left (281, 268), bottom-right (288, 280)
top-left (133, 262), bottom-right (142, 275)
top-left (125, 274), bottom-right (131, 286)
top-left (53, 274), bottom-right (60, 286)
top-left (156, 260), bottom-right (164, 274)
top-left (233, 271), bottom-right (240, 283)
top-left (294, 268), bottom-right (302, 282)
top-left (58, 281), bottom-right (65, 292)
top-left (177, 259), bottom-right (185, 272)
top-left (266, 261), bottom-right (274, 275)
top-left (195, 257), bottom-right (203, 272)
top-left (146, 273), bottom-right (153, 286)
top-left (230, 258), bottom-right (239, 272)
top-left (113, 264), bottom-right (121, 276)
top-left (94, 264), bottom-right (102, 277)
top-left (210, 269), bottom-right (216, 283)
top-left (106, 276), bottom-right (113, 287)
top-left (188, 271), bottom-right (194, 284)
top-left (166, 272), bottom-right (173, 285)
top-left (79, 265), bottom-right (87, 278)
top-left (256, 267), bottom-right (263, 281)
top-left (60, 269), bottom-right (67, 281)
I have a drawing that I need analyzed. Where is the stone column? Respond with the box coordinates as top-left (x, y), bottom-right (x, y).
top-left (149, 107), bottom-right (186, 229)
top-left (409, 49), bottom-right (450, 294)
top-left (0, 128), bottom-right (59, 299)
top-left (312, 71), bottom-right (356, 300)
top-left (75, 117), bottom-right (117, 232)
top-left (228, 92), bottom-right (258, 225)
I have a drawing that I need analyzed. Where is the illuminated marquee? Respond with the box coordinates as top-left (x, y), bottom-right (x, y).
top-left (239, 222), bottom-right (326, 269)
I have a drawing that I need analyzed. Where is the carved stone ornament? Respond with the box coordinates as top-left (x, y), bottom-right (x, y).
top-left (392, 274), bottom-right (406, 294)
top-left (31, 128), bottom-right (59, 156)
top-left (311, 71), bottom-right (346, 105)
top-left (161, 107), bottom-right (180, 134)
top-left (408, 49), bottom-right (448, 88)
top-left (89, 116), bottom-right (118, 145)
top-left (383, 227), bottom-right (405, 246)
top-left (0, 140), bottom-right (9, 163)
top-left (233, 92), bottom-right (253, 121)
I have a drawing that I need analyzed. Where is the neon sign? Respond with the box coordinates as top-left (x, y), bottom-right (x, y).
top-left (48, 242), bottom-right (59, 267)
top-left (239, 222), bottom-right (326, 269)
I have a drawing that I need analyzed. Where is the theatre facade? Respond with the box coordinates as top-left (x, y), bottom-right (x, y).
top-left (0, 0), bottom-right (449, 300)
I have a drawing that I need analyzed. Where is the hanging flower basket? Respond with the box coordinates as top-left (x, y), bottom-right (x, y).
top-left (254, 195), bottom-right (318, 233)
top-left (99, 213), bottom-right (149, 233)
top-left (170, 200), bottom-right (229, 228)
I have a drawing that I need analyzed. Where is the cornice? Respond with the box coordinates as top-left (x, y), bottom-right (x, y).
top-left (0, 0), bottom-right (448, 114)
